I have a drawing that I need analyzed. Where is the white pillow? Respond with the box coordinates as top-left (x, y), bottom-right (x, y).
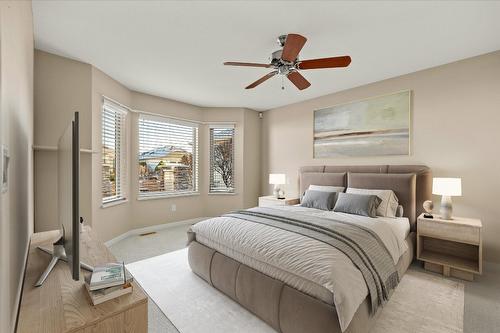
top-left (308, 185), bottom-right (345, 193)
top-left (346, 188), bottom-right (399, 218)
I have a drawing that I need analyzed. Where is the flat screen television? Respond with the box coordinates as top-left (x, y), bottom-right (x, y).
top-left (35, 112), bottom-right (92, 286)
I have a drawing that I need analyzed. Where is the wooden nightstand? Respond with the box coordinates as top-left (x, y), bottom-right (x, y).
top-left (258, 196), bottom-right (300, 208)
top-left (417, 213), bottom-right (482, 281)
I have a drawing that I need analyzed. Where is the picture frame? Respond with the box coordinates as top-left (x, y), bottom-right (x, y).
top-left (313, 90), bottom-right (411, 158)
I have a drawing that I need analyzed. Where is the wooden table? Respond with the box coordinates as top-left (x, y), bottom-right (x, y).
top-left (417, 213), bottom-right (482, 281)
top-left (17, 226), bottom-right (148, 332)
top-left (258, 196), bottom-right (300, 207)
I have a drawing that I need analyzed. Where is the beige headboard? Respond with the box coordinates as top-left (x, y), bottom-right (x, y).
top-left (299, 165), bottom-right (432, 231)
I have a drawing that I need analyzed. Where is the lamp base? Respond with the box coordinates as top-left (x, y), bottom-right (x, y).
top-left (273, 185), bottom-right (280, 199)
top-left (440, 195), bottom-right (453, 220)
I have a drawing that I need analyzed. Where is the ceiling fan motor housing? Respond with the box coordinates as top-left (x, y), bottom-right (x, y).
top-left (271, 49), bottom-right (297, 74)
top-left (271, 49), bottom-right (283, 63)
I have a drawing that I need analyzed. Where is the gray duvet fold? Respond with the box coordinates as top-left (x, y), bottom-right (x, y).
top-left (224, 207), bottom-right (399, 314)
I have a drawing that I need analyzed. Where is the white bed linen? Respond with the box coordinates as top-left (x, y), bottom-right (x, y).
top-left (191, 206), bottom-right (410, 331)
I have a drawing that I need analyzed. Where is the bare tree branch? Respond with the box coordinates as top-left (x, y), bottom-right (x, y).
top-left (213, 139), bottom-right (233, 188)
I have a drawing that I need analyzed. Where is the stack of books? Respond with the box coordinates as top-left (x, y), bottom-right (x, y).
top-left (84, 262), bottom-right (133, 305)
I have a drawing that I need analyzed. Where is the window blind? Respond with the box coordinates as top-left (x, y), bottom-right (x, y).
top-left (102, 99), bottom-right (127, 204)
top-left (138, 115), bottom-right (199, 197)
top-left (209, 125), bottom-right (235, 193)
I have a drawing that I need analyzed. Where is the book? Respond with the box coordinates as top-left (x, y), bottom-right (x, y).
top-left (87, 262), bottom-right (126, 291)
top-left (84, 267), bottom-right (134, 305)
top-left (85, 282), bottom-right (133, 305)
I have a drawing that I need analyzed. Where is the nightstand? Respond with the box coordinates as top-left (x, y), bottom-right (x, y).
top-left (258, 196), bottom-right (300, 208)
top-left (417, 213), bottom-right (482, 281)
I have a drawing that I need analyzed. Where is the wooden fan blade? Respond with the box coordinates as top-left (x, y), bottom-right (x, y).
top-left (224, 62), bottom-right (271, 68)
top-left (287, 71), bottom-right (311, 90)
top-left (245, 71), bottom-right (278, 89)
top-left (281, 34), bottom-right (307, 62)
top-left (297, 56), bottom-right (351, 70)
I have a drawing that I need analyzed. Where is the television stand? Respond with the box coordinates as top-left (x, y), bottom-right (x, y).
top-left (18, 226), bottom-right (147, 332)
top-left (35, 237), bottom-right (93, 287)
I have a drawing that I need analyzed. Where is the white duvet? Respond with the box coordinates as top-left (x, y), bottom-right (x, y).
top-left (191, 206), bottom-right (410, 331)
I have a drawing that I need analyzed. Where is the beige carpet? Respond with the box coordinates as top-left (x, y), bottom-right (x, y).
top-left (127, 248), bottom-right (464, 333)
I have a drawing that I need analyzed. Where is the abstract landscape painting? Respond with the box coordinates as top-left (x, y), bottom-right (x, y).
top-left (314, 90), bottom-right (410, 158)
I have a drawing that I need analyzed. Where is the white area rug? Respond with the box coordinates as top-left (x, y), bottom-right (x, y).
top-left (127, 248), bottom-right (464, 333)
top-left (127, 248), bottom-right (275, 333)
top-left (372, 269), bottom-right (464, 333)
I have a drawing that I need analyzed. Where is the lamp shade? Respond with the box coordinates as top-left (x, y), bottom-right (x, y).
top-left (269, 173), bottom-right (286, 185)
top-left (432, 178), bottom-right (462, 196)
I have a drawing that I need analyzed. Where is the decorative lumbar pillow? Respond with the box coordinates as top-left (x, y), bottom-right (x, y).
top-left (308, 185), bottom-right (345, 193)
top-left (333, 193), bottom-right (382, 218)
top-left (301, 190), bottom-right (338, 211)
top-left (346, 188), bottom-right (399, 218)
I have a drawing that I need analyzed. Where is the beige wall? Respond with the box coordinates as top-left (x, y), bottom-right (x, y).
top-left (91, 95), bottom-right (261, 240)
top-left (90, 67), bottom-right (133, 240)
top-left (261, 51), bottom-right (500, 263)
top-left (243, 109), bottom-right (261, 208)
top-left (201, 108), bottom-right (245, 217)
top-left (128, 92), bottom-right (206, 231)
top-left (34, 51), bottom-right (261, 242)
top-left (199, 107), bottom-right (262, 214)
top-left (0, 1), bottom-right (34, 332)
top-left (34, 50), bottom-right (92, 232)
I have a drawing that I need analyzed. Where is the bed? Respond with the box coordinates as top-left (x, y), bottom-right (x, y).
top-left (188, 165), bottom-right (432, 333)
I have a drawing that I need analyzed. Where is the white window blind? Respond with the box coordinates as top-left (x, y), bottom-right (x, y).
top-left (209, 125), bottom-right (235, 193)
top-left (138, 115), bottom-right (199, 198)
top-left (102, 99), bottom-right (127, 204)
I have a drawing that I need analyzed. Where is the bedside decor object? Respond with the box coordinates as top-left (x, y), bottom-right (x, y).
top-left (432, 178), bottom-right (462, 220)
top-left (423, 200), bottom-right (434, 218)
top-left (269, 173), bottom-right (286, 199)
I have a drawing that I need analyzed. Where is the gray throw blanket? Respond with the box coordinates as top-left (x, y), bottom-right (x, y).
top-left (223, 207), bottom-right (399, 314)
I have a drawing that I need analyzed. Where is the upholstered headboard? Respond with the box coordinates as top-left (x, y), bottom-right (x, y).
top-left (299, 165), bottom-right (432, 231)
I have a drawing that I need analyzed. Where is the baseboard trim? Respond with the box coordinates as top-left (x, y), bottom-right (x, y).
top-left (13, 236), bottom-right (31, 333)
top-left (104, 217), bottom-right (208, 247)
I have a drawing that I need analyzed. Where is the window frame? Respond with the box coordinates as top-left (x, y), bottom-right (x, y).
top-left (101, 99), bottom-right (128, 207)
top-left (137, 114), bottom-right (199, 200)
top-left (208, 124), bottom-right (236, 194)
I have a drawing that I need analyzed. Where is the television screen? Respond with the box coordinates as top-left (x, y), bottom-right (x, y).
top-left (57, 112), bottom-right (80, 280)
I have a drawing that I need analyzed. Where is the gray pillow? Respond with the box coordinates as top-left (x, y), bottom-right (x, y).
top-left (333, 192), bottom-right (382, 218)
top-left (301, 190), bottom-right (338, 211)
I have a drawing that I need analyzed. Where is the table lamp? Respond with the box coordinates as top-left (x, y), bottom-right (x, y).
top-left (432, 177), bottom-right (462, 220)
top-left (269, 174), bottom-right (286, 199)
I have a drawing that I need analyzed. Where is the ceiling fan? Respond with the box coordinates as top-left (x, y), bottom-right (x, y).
top-left (224, 34), bottom-right (351, 90)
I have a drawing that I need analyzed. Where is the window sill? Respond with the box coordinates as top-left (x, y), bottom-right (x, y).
top-left (101, 198), bottom-right (128, 209)
top-left (208, 192), bottom-right (237, 196)
top-left (137, 192), bottom-right (200, 201)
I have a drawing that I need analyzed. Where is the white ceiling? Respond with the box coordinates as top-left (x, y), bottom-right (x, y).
top-left (32, 1), bottom-right (500, 111)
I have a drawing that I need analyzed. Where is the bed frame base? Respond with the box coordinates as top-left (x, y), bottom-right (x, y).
top-left (188, 241), bottom-right (375, 333)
